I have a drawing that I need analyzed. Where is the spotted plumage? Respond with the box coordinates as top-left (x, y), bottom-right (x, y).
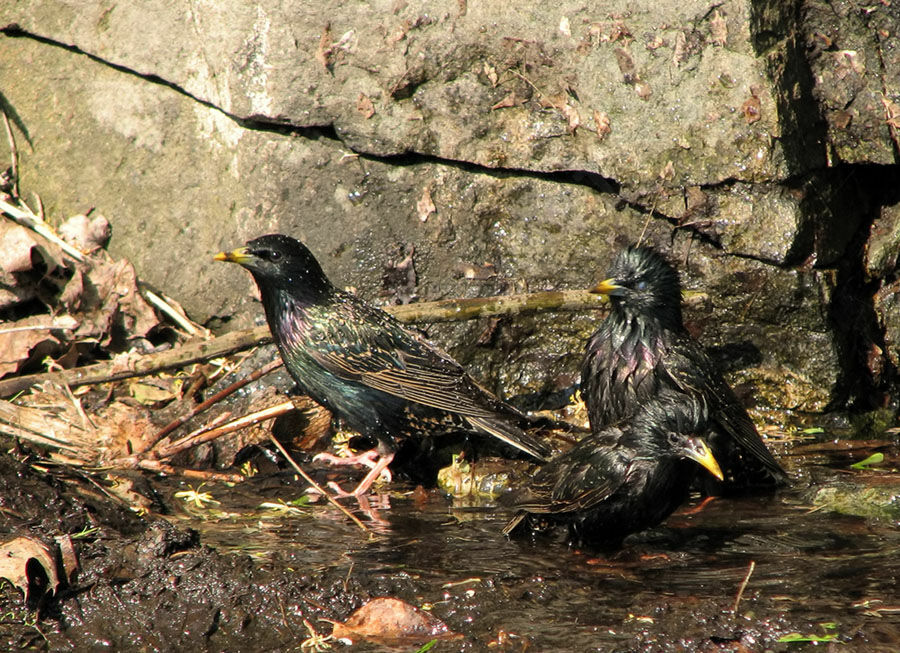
top-left (582, 245), bottom-right (787, 491)
top-left (215, 234), bottom-right (551, 496)
top-left (503, 392), bottom-right (723, 545)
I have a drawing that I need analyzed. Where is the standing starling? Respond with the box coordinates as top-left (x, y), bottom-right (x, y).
top-left (214, 234), bottom-right (550, 496)
top-left (503, 392), bottom-right (723, 546)
top-left (582, 245), bottom-right (787, 491)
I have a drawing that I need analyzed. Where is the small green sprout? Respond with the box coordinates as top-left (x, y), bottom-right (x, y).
top-left (778, 622), bottom-right (841, 643)
top-left (174, 484), bottom-right (220, 508)
top-left (850, 453), bottom-right (884, 470)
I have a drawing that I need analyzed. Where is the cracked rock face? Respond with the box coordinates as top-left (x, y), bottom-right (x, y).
top-left (1, 0), bottom-right (898, 411)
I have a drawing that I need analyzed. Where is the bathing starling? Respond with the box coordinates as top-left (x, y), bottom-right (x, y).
top-left (215, 234), bottom-right (551, 496)
top-left (582, 245), bottom-right (787, 491)
top-left (503, 392), bottom-right (723, 545)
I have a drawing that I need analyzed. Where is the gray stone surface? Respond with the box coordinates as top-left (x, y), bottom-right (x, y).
top-left (1, 0), bottom-right (899, 410)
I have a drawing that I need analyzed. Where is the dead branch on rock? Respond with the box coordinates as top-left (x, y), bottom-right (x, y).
top-left (0, 289), bottom-right (605, 398)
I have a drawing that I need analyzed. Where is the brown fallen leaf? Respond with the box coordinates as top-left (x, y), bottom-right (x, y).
top-left (0, 315), bottom-right (76, 376)
top-left (356, 93), bottom-right (375, 119)
top-left (0, 536), bottom-right (60, 603)
top-left (54, 535), bottom-right (79, 584)
top-left (742, 94), bottom-right (761, 124)
top-left (490, 91), bottom-right (520, 110)
top-left (417, 186), bottom-right (436, 222)
top-left (316, 23), bottom-right (333, 71)
top-left (562, 102), bottom-right (581, 133)
top-left (593, 110), bottom-right (611, 139)
top-left (710, 9), bottom-right (728, 47)
top-left (330, 597), bottom-right (460, 646)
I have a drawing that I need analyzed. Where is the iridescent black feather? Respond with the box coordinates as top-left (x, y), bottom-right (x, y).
top-left (217, 235), bottom-right (550, 490)
top-left (503, 392), bottom-right (720, 545)
top-left (581, 245), bottom-right (787, 491)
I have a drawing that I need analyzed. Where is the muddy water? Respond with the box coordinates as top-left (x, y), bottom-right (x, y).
top-left (169, 442), bottom-right (900, 651)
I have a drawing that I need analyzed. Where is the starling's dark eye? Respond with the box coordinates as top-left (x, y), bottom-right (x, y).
top-left (635, 280), bottom-right (648, 291)
top-left (265, 250), bottom-right (283, 262)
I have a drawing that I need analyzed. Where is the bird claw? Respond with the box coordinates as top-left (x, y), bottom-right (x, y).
top-left (313, 450), bottom-right (392, 484)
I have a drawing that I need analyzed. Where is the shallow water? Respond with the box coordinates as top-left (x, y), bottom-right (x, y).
top-left (169, 441), bottom-right (900, 650)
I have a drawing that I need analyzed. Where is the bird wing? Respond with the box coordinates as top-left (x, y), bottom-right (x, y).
top-left (514, 435), bottom-right (627, 514)
top-left (305, 298), bottom-right (520, 421)
top-left (664, 336), bottom-right (786, 479)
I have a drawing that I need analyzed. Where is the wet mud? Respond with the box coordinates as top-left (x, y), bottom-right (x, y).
top-left (1, 437), bottom-right (899, 651)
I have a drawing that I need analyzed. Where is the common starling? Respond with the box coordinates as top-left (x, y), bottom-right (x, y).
top-left (215, 234), bottom-right (551, 496)
top-left (582, 245), bottom-right (787, 491)
top-left (503, 392), bottom-right (723, 545)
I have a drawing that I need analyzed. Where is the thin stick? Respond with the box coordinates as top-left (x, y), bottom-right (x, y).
top-left (732, 560), bottom-right (756, 614)
top-left (267, 434), bottom-right (370, 534)
top-left (142, 289), bottom-right (208, 337)
top-left (139, 358), bottom-right (282, 454)
top-left (2, 109), bottom-right (19, 198)
top-left (0, 198), bottom-right (85, 262)
top-left (137, 459), bottom-right (244, 483)
top-left (389, 288), bottom-right (606, 323)
top-left (0, 289), bottom-right (606, 397)
top-left (154, 401), bottom-right (294, 460)
top-left (0, 324), bottom-right (272, 398)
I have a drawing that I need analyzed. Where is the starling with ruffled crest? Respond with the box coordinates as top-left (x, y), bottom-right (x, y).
top-left (582, 245), bottom-right (787, 491)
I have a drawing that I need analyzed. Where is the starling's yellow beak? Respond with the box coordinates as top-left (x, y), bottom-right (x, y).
top-left (214, 247), bottom-right (252, 265)
top-left (590, 278), bottom-right (625, 296)
top-left (684, 437), bottom-right (724, 481)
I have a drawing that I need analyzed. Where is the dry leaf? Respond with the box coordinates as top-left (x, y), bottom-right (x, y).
top-left (635, 80), bottom-right (652, 100)
top-left (483, 62), bottom-right (499, 87)
top-left (0, 221), bottom-right (65, 274)
top-left (331, 597), bottom-right (460, 646)
top-left (316, 23), bottom-right (333, 71)
top-left (456, 262), bottom-right (497, 280)
top-left (0, 315), bottom-right (73, 377)
top-left (491, 92), bottom-right (520, 110)
top-left (58, 214), bottom-right (110, 252)
top-left (356, 93), bottom-right (375, 119)
top-left (882, 96), bottom-right (900, 129)
top-left (614, 47), bottom-right (637, 83)
top-left (0, 536), bottom-right (60, 602)
top-left (710, 10), bottom-right (728, 46)
top-left (742, 94), bottom-right (761, 124)
top-left (660, 160), bottom-right (676, 181)
top-left (128, 379), bottom-right (177, 406)
top-left (562, 103), bottom-right (581, 133)
top-left (673, 31), bottom-right (688, 66)
top-left (593, 110), bottom-right (611, 139)
top-left (417, 186), bottom-right (436, 222)
top-left (54, 535), bottom-right (79, 584)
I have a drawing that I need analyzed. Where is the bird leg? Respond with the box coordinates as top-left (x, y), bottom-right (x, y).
top-left (313, 449), bottom-right (394, 484)
top-left (323, 452), bottom-right (396, 498)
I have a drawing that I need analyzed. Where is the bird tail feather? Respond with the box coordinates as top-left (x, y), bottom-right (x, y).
top-left (466, 415), bottom-right (550, 461)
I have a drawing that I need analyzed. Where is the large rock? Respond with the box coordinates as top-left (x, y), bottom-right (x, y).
top-left (1, 0), bottom-right (898, 410)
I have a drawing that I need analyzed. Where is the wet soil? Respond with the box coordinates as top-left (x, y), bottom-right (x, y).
top-left (1, 436), bottom-right (899, 652)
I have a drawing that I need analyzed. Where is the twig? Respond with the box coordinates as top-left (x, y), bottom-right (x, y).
top-left (389, 288), bottom-right (606, 323)
top-left (154, 401), bottom-right (294, 460)
top-left (0, 289), bottom-right (606, 397)
top-left (2, 108), bottom-right (19, 198)
top-left (0, 197), bottom-right (85, 262)
top-left (0, 324), bottom-right (272, 398)
top-left (138, 358), bottom-right (282, 454)
top-left (136, 459), bottom-right (244, 483)
top-left (267, 434), bottom-right (370, 535)
top-left (142, 289), bottom-right (208, 337)
top-left (732, 560), bottom-right (756, 614)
